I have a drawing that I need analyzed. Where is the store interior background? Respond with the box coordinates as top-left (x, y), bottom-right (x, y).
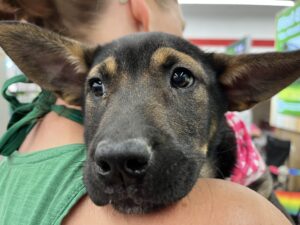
top-left (0, 0), bottom-right (299, 221)
top-left (181, 2), bottom-right (300, 191)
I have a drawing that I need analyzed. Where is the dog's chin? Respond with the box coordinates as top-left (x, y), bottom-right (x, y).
top-left (89, 192), bottom-right (173, 214)
top-left (111, 199), bottom-right (167, 214)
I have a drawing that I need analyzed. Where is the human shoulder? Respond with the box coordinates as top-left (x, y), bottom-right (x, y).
top-left (62, 179), bottom-right (292, 225)
top-left (202, 179), bottom-right (292, 225)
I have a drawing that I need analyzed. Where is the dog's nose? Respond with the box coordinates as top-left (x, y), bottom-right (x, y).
top-left (95, 139), bottom-right (151, 179)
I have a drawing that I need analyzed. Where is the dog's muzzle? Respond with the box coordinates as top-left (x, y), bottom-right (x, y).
top-left (85, 137), bottom-right (201, 214)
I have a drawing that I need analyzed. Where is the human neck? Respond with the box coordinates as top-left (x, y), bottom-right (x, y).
top-left (76, 1), bottom-right (140, 45)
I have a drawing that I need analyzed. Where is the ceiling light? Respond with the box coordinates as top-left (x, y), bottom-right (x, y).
top-left (178, 0), bottom-right (295, 7)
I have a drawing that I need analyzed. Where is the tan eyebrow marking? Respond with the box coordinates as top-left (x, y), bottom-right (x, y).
top-left (88, 64), bottom-right (101, 77)
top-left (201, 143), bottom-right (208, 154)
top-left (88, 56), bottom-right (117, 78)
top-left (150, 47), bottom-right (205, 76)
top-left (103, 57), bottom-right (117, 75)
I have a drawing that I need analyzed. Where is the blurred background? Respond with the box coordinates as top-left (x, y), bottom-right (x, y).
top-left (182, 2), bottom-right (300, 222)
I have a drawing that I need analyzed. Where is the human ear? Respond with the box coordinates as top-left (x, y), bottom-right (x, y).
top-left (129, 0), bottom-right (150, 31)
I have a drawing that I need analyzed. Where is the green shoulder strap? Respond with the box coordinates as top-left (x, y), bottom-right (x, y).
top-left (0, 74), bottom-right (83, 156)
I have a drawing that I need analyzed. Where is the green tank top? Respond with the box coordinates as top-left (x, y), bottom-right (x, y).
top-left (0, 75), bottom-right (87, 225)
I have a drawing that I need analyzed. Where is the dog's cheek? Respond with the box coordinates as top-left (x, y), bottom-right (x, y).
top-left (84, 114), bottom-right (98, 146)
top-left (199, 159), bottom-right (216, 178)
top-left (84, 100), bottom-right (105, 146)
top-left (168, 87), bottom-right (211, 149)
top-left (166, 159), bottom-right (200, 201)
top-left (142, 150), bottom-right (201, 204)
top-left (83, 160), bottom-right (110, 206)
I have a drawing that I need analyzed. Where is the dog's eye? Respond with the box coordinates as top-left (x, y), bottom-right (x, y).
top-left (171, 67), bottom-right (194, 89)
top-left (89, 78), bottom-right (105, 97)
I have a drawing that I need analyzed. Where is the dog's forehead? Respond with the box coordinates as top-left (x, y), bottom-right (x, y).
top-left (90, 32), bottom-right (206, 74)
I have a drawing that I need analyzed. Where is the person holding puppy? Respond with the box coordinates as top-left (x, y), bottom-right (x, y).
top-left (0, 0), bottom-right (292, 225)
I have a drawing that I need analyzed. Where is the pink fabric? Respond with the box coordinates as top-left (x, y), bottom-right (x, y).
top-left (226, 112), bottom-right (266, 186)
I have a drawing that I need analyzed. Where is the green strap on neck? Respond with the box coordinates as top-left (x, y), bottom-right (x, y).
top-left (51, 105), bottom-right (84, 125)
top-left (0, 74), bottom-right (83, 156)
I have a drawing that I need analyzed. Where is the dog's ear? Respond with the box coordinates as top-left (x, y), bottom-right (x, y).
top-left (211, 51), bottom-right (300, 111)
top-left (0, 22), bottom-right (96, 105)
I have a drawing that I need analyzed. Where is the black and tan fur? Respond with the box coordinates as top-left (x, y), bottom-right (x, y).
top-left (0, 22), bottom-right (299, 219)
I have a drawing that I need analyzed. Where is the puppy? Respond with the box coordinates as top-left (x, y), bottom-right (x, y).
top-left (0, 22), bottom-right (299, 217)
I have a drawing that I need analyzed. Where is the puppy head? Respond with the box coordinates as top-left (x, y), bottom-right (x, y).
top-left (1, 22), bottom-right (299, 213)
